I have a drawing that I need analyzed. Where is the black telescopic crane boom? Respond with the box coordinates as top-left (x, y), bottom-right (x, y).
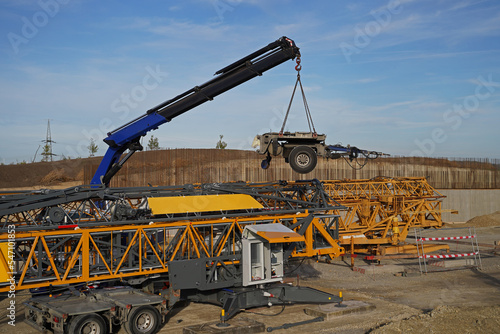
top-left (92, 36), bottom-right (300, 185)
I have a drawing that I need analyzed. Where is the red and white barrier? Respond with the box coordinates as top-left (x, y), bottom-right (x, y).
top-left (418, 235), bottom-right (476, 242)
top-left (420, 251), bottom-right (479, 259)
top-left (416, 227), bottom-right (482, 273)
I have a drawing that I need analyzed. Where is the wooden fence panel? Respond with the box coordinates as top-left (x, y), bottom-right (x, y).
top-left (83, 149), bottom-right (500, 189)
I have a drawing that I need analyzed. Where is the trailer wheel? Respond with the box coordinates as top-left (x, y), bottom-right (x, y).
top-left (289, 146), bottom-right (317, 174)
top-left (68, 313), bottom-right (107, 334)
top-left (124, 305), bottom-right (160, 334)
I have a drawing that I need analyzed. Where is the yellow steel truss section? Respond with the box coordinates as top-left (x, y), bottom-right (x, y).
top-left (321, 177), bottom-right (444, 201)
top-left (0, 177), bottom-right (447, 291)
top-left (0, 212), bottom-right (344, 293)
top-left (318, 177), bottom-right (448, 253)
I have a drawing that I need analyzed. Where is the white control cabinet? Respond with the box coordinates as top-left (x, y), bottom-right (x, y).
top-left (242, 224), bottom-right (301, 286)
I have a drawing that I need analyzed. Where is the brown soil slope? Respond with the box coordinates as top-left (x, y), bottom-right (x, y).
top-left (0, 157), bottom-right (100, 189)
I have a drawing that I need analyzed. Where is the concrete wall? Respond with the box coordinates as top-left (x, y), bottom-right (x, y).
top-left (438, 189), bottom-right (500, 222)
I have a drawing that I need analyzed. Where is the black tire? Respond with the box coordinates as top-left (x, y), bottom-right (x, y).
top-left (68, 313), bottom-right (107, 334)
top-left (48, 207), bottom-right (65, 224)
top-left (289, 146), bottom-right (317, 174)
top-left (261, 159), bottom-right (269, 169)
top-left (124, 305), bottom-right (160, 334)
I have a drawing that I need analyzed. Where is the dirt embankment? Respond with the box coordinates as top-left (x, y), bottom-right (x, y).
top-left (0, 157), bottom-right (100, 189)
top-left (464, 211), bottom-right (500, 228)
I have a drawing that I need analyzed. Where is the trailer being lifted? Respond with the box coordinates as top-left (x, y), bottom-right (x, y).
top-left (252, 56), bottom-right (386, 174)
top-left (253, 131), bottom-right (385, 174)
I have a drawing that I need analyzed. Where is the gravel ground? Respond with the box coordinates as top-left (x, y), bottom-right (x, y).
top-left (371, 305), bottom-right (500, 334)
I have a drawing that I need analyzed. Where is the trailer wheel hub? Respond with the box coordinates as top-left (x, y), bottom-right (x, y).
top-left (136, 312), bottom-right (154, 332)
top-left (296, 153), bottom-right (311, 167)
top-left (81, 320), bottom-right (101, 334)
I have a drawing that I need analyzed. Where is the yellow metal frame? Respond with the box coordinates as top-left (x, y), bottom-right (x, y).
top-left (0, 212), bottom-right (344, 293)
top-left (319, 177), bottom-right (448, 253)
top-left (0, 177), bottom-right (448, 291)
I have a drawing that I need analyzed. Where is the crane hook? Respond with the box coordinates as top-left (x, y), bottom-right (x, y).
top-left (295, 57), bottom-right (302, 72)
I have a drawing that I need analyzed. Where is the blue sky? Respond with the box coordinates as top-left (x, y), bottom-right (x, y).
top-left (1, 0), bottom-right (499, 164)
